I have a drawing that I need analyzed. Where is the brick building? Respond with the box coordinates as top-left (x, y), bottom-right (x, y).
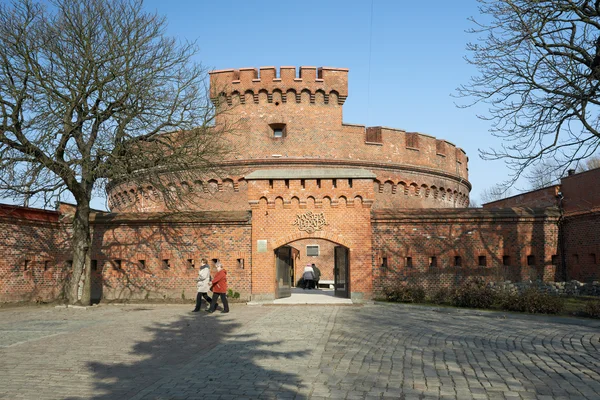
top-left (1, 66), bottom-right (595, 303)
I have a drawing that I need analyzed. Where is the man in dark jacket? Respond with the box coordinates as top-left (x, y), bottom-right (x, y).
top-left (311, 263), bottom-right (321, 289)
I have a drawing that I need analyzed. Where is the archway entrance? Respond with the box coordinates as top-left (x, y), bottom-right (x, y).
top-left (274, 240), bottom-right (350, 299)
top-left (275, 246), bottom-right (293, 299)
top-left (334, 245), bottom-right (349, 298)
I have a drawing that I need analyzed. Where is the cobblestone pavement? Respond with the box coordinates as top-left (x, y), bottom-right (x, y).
top-left (0, 302), bottom-right (599, 400)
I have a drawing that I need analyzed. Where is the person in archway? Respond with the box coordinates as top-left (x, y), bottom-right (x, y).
top-left (193, 258), bottom-right (217, 312)
top-left (311, 263), bottom-right (321, 289)
top-left (302, 263), bottom-right (315, 289)
top-left (207, 262), bottom-right (229, 313)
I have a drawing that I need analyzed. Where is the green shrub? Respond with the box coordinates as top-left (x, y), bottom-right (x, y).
top-left (499, 288), bottom-right (564, 314)
top-left (382, 282), bottom-right (426, 303)
top-left (451, 278), bottom-right (495, 309)
top-left (429, 287), bottom-right (451, 305)
top-left (227, 289), bottom-right (241, 299)
top-left (584, 300), bottom-right (600, 318)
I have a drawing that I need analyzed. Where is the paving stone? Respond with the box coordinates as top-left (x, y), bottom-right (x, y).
top-left (0, 303), bottom-right (599, 399)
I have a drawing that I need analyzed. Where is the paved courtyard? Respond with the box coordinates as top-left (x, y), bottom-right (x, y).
top-left (0, 302), bottom-right (599, 400)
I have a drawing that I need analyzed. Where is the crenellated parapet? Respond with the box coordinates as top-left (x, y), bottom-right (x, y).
top-left (209, 66), bottom-right (348, 105)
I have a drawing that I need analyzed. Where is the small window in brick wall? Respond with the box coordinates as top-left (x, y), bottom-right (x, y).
top-left (381, 257), bottom-right (388, 269)
top-left (478, 256), bottom-right (487, 267)
top-left (503, 255), bottom-right (511, 266)
top-left (91, 260), bottom-right (97, 271)
top-left (187, 259), bottom-right (195, 269)
top-left (238, 258), bottom-right (245, 269)
top-left (162, 259), bottom-right (170, 270)
top-left (454, 256), bottom-right (462, 267)
top-left (551, 255), bottom-right (558, 266)
top-left (114, 259), bottom-right (122, 271)
top-left (139, 260), bottom-right (146, 269)
top-left (527, 255), bottom-right (535, 266)
top-left (405, 257), bottom-right (413, 268)
top-left (24, 259), bottom-right (30, 271)
top-left (307, 245), bottom-right (319, 257)
top-left (429, 256), bottom-right (437, 268)
top-left (44, 260), bottom-right (50, 271)
top-left (269, 123), bottom-right (286, 139)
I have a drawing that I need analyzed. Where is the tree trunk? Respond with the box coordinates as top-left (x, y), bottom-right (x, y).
top-left (67, 200), bottom-right (92, 305)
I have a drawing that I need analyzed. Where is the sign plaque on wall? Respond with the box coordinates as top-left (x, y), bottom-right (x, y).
top-left (257, 240), bottom-right (268, 253)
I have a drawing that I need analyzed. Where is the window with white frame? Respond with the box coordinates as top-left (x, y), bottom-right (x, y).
top-left (306, 245), bottom-right (319, 257)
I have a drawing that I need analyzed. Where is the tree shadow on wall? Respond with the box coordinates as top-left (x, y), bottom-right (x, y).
top-left (65, 311), bottom-right (304, 400)
top-left (373, 208), bottom-right (560, 294)
top-left (90, 211), bottom-right (251, 302)
top-left (1, 219), bottom-right (72, 302)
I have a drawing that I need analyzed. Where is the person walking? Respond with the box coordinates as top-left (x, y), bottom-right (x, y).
top-left (302, 263), bottom-right (315, 290)
top-left (207, 262), bottom-right (229, 314)
top-left (311, 263), bottom-right (321, 289)
top-left (192, 259), bottom-right (216, 312)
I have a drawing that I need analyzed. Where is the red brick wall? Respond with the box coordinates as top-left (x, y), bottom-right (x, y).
top-left (90, 212), bottom-right (252, 301)
top-left (559, 168), bottom-right (600, 282)
top-left (0, 205), bottom-right (72, 302)
top-left (371, 208), bottom-right (561, 295)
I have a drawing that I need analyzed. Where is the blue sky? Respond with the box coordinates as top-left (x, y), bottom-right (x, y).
top-left (138, 0), bottom-right (508, 207)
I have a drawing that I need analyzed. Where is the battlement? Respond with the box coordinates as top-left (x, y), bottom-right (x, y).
top-left (210, 66), bottom-right (349, 105)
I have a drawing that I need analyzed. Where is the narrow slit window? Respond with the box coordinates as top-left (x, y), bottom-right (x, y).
top-left (187, 259), bottom-right (195, 269)
top-left (139, 260), bottom-right (146, 269)
top-left (478, 256), bottom-right (487, 267)
top-left (91, 260), bottom-right (97, 271)
top-left (429, 256), bottom-right (437, 268)
top-left (503, 255), bottom-right (511, 266)
top-left (527, 255), bottom-right (535, 266)
top-left (454, 256), bottom-right (462, 267)
top-left (162, 259), bottom-right (170, 269)
top-left (405, 257), bottom-right (412, 268)
top-left (381, 257), bottom-right (388, 269)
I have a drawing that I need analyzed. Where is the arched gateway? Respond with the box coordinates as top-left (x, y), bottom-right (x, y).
top-left (247, 168), bottom-right (375, 301)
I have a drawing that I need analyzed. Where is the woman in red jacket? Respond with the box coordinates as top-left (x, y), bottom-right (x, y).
top-left (207, 262), bottom-right (229, 313)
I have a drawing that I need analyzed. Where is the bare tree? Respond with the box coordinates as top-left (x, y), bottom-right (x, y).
top-left (479, 184), bottom-right (513, 204)
top-left (457, 0), bottom-right (600, 184)
top-left (578, 154), bottom-right (600, 171)
top-left (0, 0), bottom-right (231, 305)
top-left (525, 160), bottom-right (563, 190)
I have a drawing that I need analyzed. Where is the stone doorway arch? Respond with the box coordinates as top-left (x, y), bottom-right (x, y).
top-left (273, 237), bottom-right (351, 300)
